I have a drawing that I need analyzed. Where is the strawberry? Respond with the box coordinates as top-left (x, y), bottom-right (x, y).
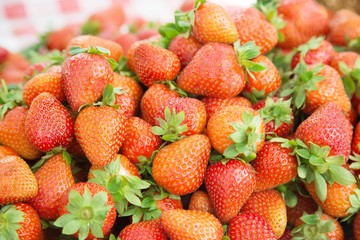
top-left (152, 134), bottom-right (210, 195)
top-left (202, 96), bottom-right (252, 121)
top-left (23, 72), bottom-right (65, 107)
top-left (330, 51), bottom-right (360, 76)
top-left (61, 48), bottom-right (114, 112)
top-left (241, 189), bottom-right (287, 238)
top-left (252, 97), bottom-right (294, 137)
top-left (188, 190), bottom-right (214, 214)
top-left (28, 153), bottom-right (75, 220)
top-left (0, 203), bottom-right (43, 240)
top-left (251, 141), bottom-right (297, 191)
top-left (67, 35), bottom-right (124, 62)
top-left (354, 211), bottom-right (360, 240)
top-left (114, 32), bottom-right (138, 54)
top-left (46, 24), bottom-right (79, 50)
top-left (207, 105), bottom-right (265, 160)
top-left (177, 42), bottom-right (246, 99)
top-left (0, 145), bottom-right (19, 158)
top-left (0, 107), bottom-right (42, 160)
top-left (134, 42), bottom-right (181, 87)
top-left (75, 105), bottom-right (127, 166)
top-left (54, 182), bottom-right (116, 240)
top-left (168, 35), bottom-right (202, 68)
top-left (126, 40), bottom-right (149, 71)
top-left (160, 209), bottom-right (223, 240)
top-left (0, 156), bottom-right (38, 205)
top-left (228, 212), bottom-right (277, 240)
top-left (353, 122), bottom-right (360, 154)
top-left (23, 62), bottom-right (51, 80)
top-left (118, 219), bottom-right (168, 240)
top-left (25, 92), bottom-right (74, 152)
top-left (205, 159), bottom-right (256, 223)
top-left (286, 192), bottom-right (318, 226)
top-left (0, 46), bottom-right (9, 64)
top-left (120, 116), bottom-right (162, 164)
top-left (192, 2), bottom-right (239, 44)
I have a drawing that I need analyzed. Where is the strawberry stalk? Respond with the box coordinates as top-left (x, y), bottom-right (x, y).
top-left (257, 97), bottom-right (293, 130)
top-left (0, 205), bottom-right (24, 239)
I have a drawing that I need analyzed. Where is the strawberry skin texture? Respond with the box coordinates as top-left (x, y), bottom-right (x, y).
top-left (188, 190), bottom-right (214, 214)
top-left (193, 3), bottom-right (239, 44)
top-left (14, 203), bottom-right (44, 240)
top-left (0, 145), bottom-right (19, 158)
top-left (25, 93), bottom-right (74, 152)
top-left (228, 212), bottom-right (277, 240)
top-left (160, 209), bottom-right (223, 240)
top-left (134, 43), bottom-right (181, 88)
top-left (75, 106), bottom-right (127, 167)
top-left (0, 107), bottom-right (42, 160)
top-left (330, 51), bottom-right (360, 76)
top-left (0, 156), bottom-right (38, 205)
top-left (61, 52), bottom-right (114, 112)
top-left (205, 160), bottom-right (256, 224)
top-left (352, 122), bottom-right (360, 154)
top-left (152, 134), bottom-right (211, 196)
top-left (120, 116), bottom-right (162, 164)
top-left (28, 154), bottom-right (75, 220)
top-left (286, 192), bottom-right (318, 225)
top-left (177, 43), bottom-right (246, 99)
top-left (168, 35), bottom-right (203, 68)
top-left (119, 219), bottom-right (169, 240)
top-left (328, 9), bottom-right (360, 46)
top-left (251, 141), bottom-right (297, 191)
top-left (114, 93), bottom-right (135, 118)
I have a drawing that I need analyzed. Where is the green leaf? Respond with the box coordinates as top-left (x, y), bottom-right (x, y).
top-left (314, 171), bottom-right (327, 202)
top-left (62, 151), bottom-right (72, 166)
top-left (63, 220), bottom-right (81, 235)
top-left (90, 223), bottom-right (104, 238)
top-left (69, 46), bottom-right (88, 56)
top-left (328, 165), bottom-right (356, 186)
top-left (223, 144), bottom-right (239, 159)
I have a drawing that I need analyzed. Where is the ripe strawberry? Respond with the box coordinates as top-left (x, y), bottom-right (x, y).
top-left (205, 160), bottom-right (256, 223)
top-left (61, 51), bottom-right (113, 112)
top-left (66, 35), bottom-right (124, 61)
top-left (168, 35), bottom-right (202, 68)
top-left (75, 106), bottom-right (127, 166)
top-left (241, 189), bottom-right (287, 238)
top-left (120, 116), bottom-right (162, 164)
top-left (277, 0), bottom-right (329, 49)
top-left (114, 93), bottom-right (135, 118)
top-left (286, 192), bottom-right (318, 225)
top-left (46, 24), bottom-right (79, 50)
top-left (353, 122), bottom-right (360, 154)
top-left (228, 212), bottom-right (277, 240)
top-left (177, 43), bottom-right (246, 98)
top-left (207, 105), bottom-right (265, 160)
top-left (0, 156), bottom-right (38, 205)
top-left (28, 154), bottom-right (75, 220)
top-left (126, 40), bottom-right (149, 71)
top-left (119, 219), bottom-right (168, 240)
top-left (0, 203), bottom-right (43, 240)
top-left (152, 134), bottom-right (210, 195)
top-left (160, 209), bottom-right (223, 240)
top-left (55, 182), bottom-right (116, 240)
top-left (330, 51), bottom-right (360, 76)
top-left (134, 42), bottom-right (181, 87)
top-left (23, 72), bottom-right (65, 107)
top-left (0, 145), bottom-right (19, 158)
top-left (0, 107), bottom-right (42, 160)
top-left (193, 2), bottom-right (239, 44)
top-left (23, 62), bottom-right (51, 80)
top-left (86, 4), bottom-right (125, 34)
top-left (354, 211), bottom-right (360, 240)
top-left (113, 32), bottom-right (138, 54)
top-left (202, 96), bottom-right (252, 121)
top-left (188, 190), bottom-right (214, 214)
top-left (251, 141), bottom-right (297, 191)
top-left (25, 92), bottom-right (74, 152)
top-left (0, 46), bottom-right (9, 64)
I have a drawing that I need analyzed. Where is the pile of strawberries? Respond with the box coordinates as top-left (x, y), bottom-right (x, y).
top-left (1, 0), bottom-right (360, 239)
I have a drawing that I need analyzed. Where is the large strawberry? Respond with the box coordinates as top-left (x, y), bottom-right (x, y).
top-left (0, 203), bottom-right (43, 240)
top-left (205, 159), bottom-right (256, 224)
top-left (118, 219), bottom-right (168, 240)
top-left (0, 156), bottom-right (38, 205)
top-left (25, 92), bottom-right (74, 152)
top-left (152, 134), bottom-right (210, 195)
top-left (160, 209), bottom-right (223, 240)
top-left (168, 35), bottom-right (202, 68)
top-left (75, 105), bottom-right (127, 166)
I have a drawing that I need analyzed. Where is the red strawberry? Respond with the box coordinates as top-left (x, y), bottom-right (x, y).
top-left (25, 92), bottom-right (74, 152)
top-left (160, 209), bottom-right (223, 240)
top-left (228, 212), bottom-right (277, 240)
top-left (0, 46), bottom-right (9, 64)
top-left (119, 219), bottom-right (168, 240)
top-left (75, 106), bottom-right (127, 166)
top-left (330, 51), bottom-right (360, 76)
top-left (134, 42), bottom-right (181, 87)
top-left (353, 122), bottom-right (360, 154)
top-left (114, 93), bottom-right (136, 118)
top-left (0, 156), bottom-right (38, 205)
top-left (188, 190), bottom-right (214, 214)
top-left (168, 35), bottom-right (202, 68)
top-left (86, 4), bottom-right (125, 34)
top-left (113, 32), bottom-right (138, 54)
top-left (152, 134), bottom-right (211, 195)
top-left (23, 62), bottom-right (51, 80)
top-left (286, 192), bottom-right (318, 225)
top-left (46, 24), bottom-right (79, 50)
top-left (353, 211), bottom-right (360, 240)
top-left (205, 159), bottom-right (256, 223)
top-left (0, 203), bottom-right (43, 240)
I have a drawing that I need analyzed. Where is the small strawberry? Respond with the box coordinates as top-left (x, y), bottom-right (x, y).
top-left (160, 209), bottom-right (223, 240)
top-left (54, 182), bottom-right (116, 240)
top-left (0, 156), bottom-right (38, 205)
top-left (23, 62), bottom-right (51, 80)
top-left (168, 35), bottom-right (202, 68)
top-left (0, 203), bottom-right (43, 240)
top-left (188, 190), bottom-right (214, 214)
top-left (330, 51), bottom-right (360, 76)
top-left (205, 159), bottom-right (256, 223)
top-left (46, 24), bottom-right (79, 50)
top-left (228, 212), bottom-right (277, 240)
top-left (0, 145), bottom-right (19, 158)
top-left (118, 219), bottom-right (168, 240)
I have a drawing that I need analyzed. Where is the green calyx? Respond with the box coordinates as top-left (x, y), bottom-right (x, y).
top-left (0, 205), bottom-right (24, 240)
top-left (291, 208), bottom-right (335, 240)
top-left (88, 156), bottom-right (151, 216)
top-left (342, 189), bottom-right (360, 222)
top-left (81, 20), bottom-right (101, 36)
top-left (295, 36), bottom-right (325, 58)
top-left (276, 180), bottom-right (302, 208)
top-left (279, 58), bottom-right (324, 110)
top-left (54, 186), bottom-right (111, 240)
top-left (258, 97), bottom-right (292, 130)
top-left (339, 57), bottom-right (360, 99)
top-left (114, 57), bottom-right (138, 79)
top-left (223, 110), bottom-right (264, 162)
top-left (31, 147), bottom-right (71, 173)
top-left (162, 80), bottom-right (188, 98)
top-left (346, 36), bottom-right (360, 52)
top-left (151, 106), bottom-right (188, 142)
top-left (0, 79), bottom-right (25, 120)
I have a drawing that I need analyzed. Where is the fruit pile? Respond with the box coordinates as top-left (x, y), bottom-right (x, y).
top-left (1, 0), bottom-right (360, 239)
